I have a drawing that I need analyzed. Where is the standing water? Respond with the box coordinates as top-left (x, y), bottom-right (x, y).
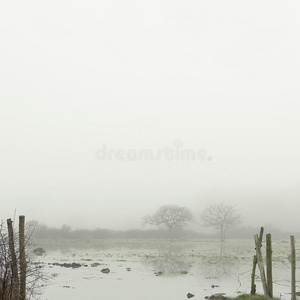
top-left (30, 239), bottom-right (294, 300)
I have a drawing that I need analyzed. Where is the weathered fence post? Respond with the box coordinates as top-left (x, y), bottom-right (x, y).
top-left (7, 218), bottom-right (20, 299)
top-left (254, 233), bottom-right (268, 296)
top-left (266, 233), bottom-right (273, 298)
top-left (251, 227), bottom-right (264, 295)
top-left (19, 215), bottom-right (26, 300)
top-left (259, 227), bottom-right (264, 246)
top-left (290, 235), bottom-right (296, 300)
top-left (251, 255), bottom-right (257, 294)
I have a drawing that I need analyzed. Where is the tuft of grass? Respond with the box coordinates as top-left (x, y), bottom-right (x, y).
top-left (228, 294), bottom-right (281, 300)
top-left (154, 271), bottom-right (163, 276)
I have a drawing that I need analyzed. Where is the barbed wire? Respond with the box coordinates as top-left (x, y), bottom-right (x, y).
top-left (234, 269), bottom-right (252, 293)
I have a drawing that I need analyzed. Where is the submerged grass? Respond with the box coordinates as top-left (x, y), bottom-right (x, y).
top-left (228, 295), bottom-right (281, 300)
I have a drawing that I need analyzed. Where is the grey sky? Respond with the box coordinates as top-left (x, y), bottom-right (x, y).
top-left (1, 1), bottom-right (300, 231)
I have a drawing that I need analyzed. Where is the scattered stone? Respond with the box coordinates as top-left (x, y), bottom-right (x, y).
top-left (187, 293), bottom-right (195, 298)
top-left (101, 268), bottom-right (110, 274)
top-left (33, 248), bottom-right (45, 256)
top-left (31, 261), bottom-right (44, 266)
top-left (91, 263), bottom-right (100, 267)
top-left (70, 262), bottom-right (81, 268)
top-left (205, 293), bottom-right (226, 300)
top-left (51, 262), bottom-right (82, 268)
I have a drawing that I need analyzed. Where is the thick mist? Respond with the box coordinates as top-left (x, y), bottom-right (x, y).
top-left (1, 1), bottom-right (300, 232)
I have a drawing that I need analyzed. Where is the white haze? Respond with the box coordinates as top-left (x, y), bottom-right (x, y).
top-left (1, 1), bottom-right (300, 232)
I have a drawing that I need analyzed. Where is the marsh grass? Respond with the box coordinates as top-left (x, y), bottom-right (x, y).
top-left (154, 271), bottom-right (163, 276)
top-left (228, 295), bottom-right (281, 300)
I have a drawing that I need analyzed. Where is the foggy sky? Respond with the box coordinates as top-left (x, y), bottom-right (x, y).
top-left (1, 1), bottom-right (300, 232)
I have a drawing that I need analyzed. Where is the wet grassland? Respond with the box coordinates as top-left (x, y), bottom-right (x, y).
top-left (29, 239), bottom-right (296, 300)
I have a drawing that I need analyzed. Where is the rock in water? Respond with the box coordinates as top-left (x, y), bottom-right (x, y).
top-left (91, 263), bottom-right (99, 267)
top-left (33, 248), bottom-right (45, 256)
top-left (205, 293), bottom-right (226, 300)
top-left (101, 268), bottom-right (110, 274)
top-left (187, 293), bottom-right (195, 298)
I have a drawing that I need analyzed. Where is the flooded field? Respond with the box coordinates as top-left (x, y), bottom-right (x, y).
top-left (29, 239), bottom-right (297, 300)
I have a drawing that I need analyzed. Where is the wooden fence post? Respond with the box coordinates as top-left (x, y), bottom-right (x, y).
top-left (251, 227), bottom-right (264, 295)
top-left (254, 234), bottom-right (268, 296)
top-left (259, 227), bottom-right (264, 246)
top-left (7, 218), bottom-right (20, 299)
top-left (291, 235), bottom-right (296, 300)
top-left (251, 255), bottom-right (257, 294)
top-left (266, 233), bottom-right (273, 298)
top-left (19, 215), bottom-right (26, 300)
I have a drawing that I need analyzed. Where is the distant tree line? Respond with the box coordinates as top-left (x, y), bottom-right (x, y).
top-left (27, 223), bottom-right (291, 240)
top-left (27, 223), bottom-right (292, 241)
top-left (27, 221), bottom-right (202, 240)
top-left (27, 203), bottom-right (293, 241)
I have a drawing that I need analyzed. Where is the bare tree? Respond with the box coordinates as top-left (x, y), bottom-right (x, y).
top-left (0, 217), bottom-right (47, 300)
top-left (199, 203), bottom-right (241, 242)
top-left (143, 205), bottom-right (194, 240)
